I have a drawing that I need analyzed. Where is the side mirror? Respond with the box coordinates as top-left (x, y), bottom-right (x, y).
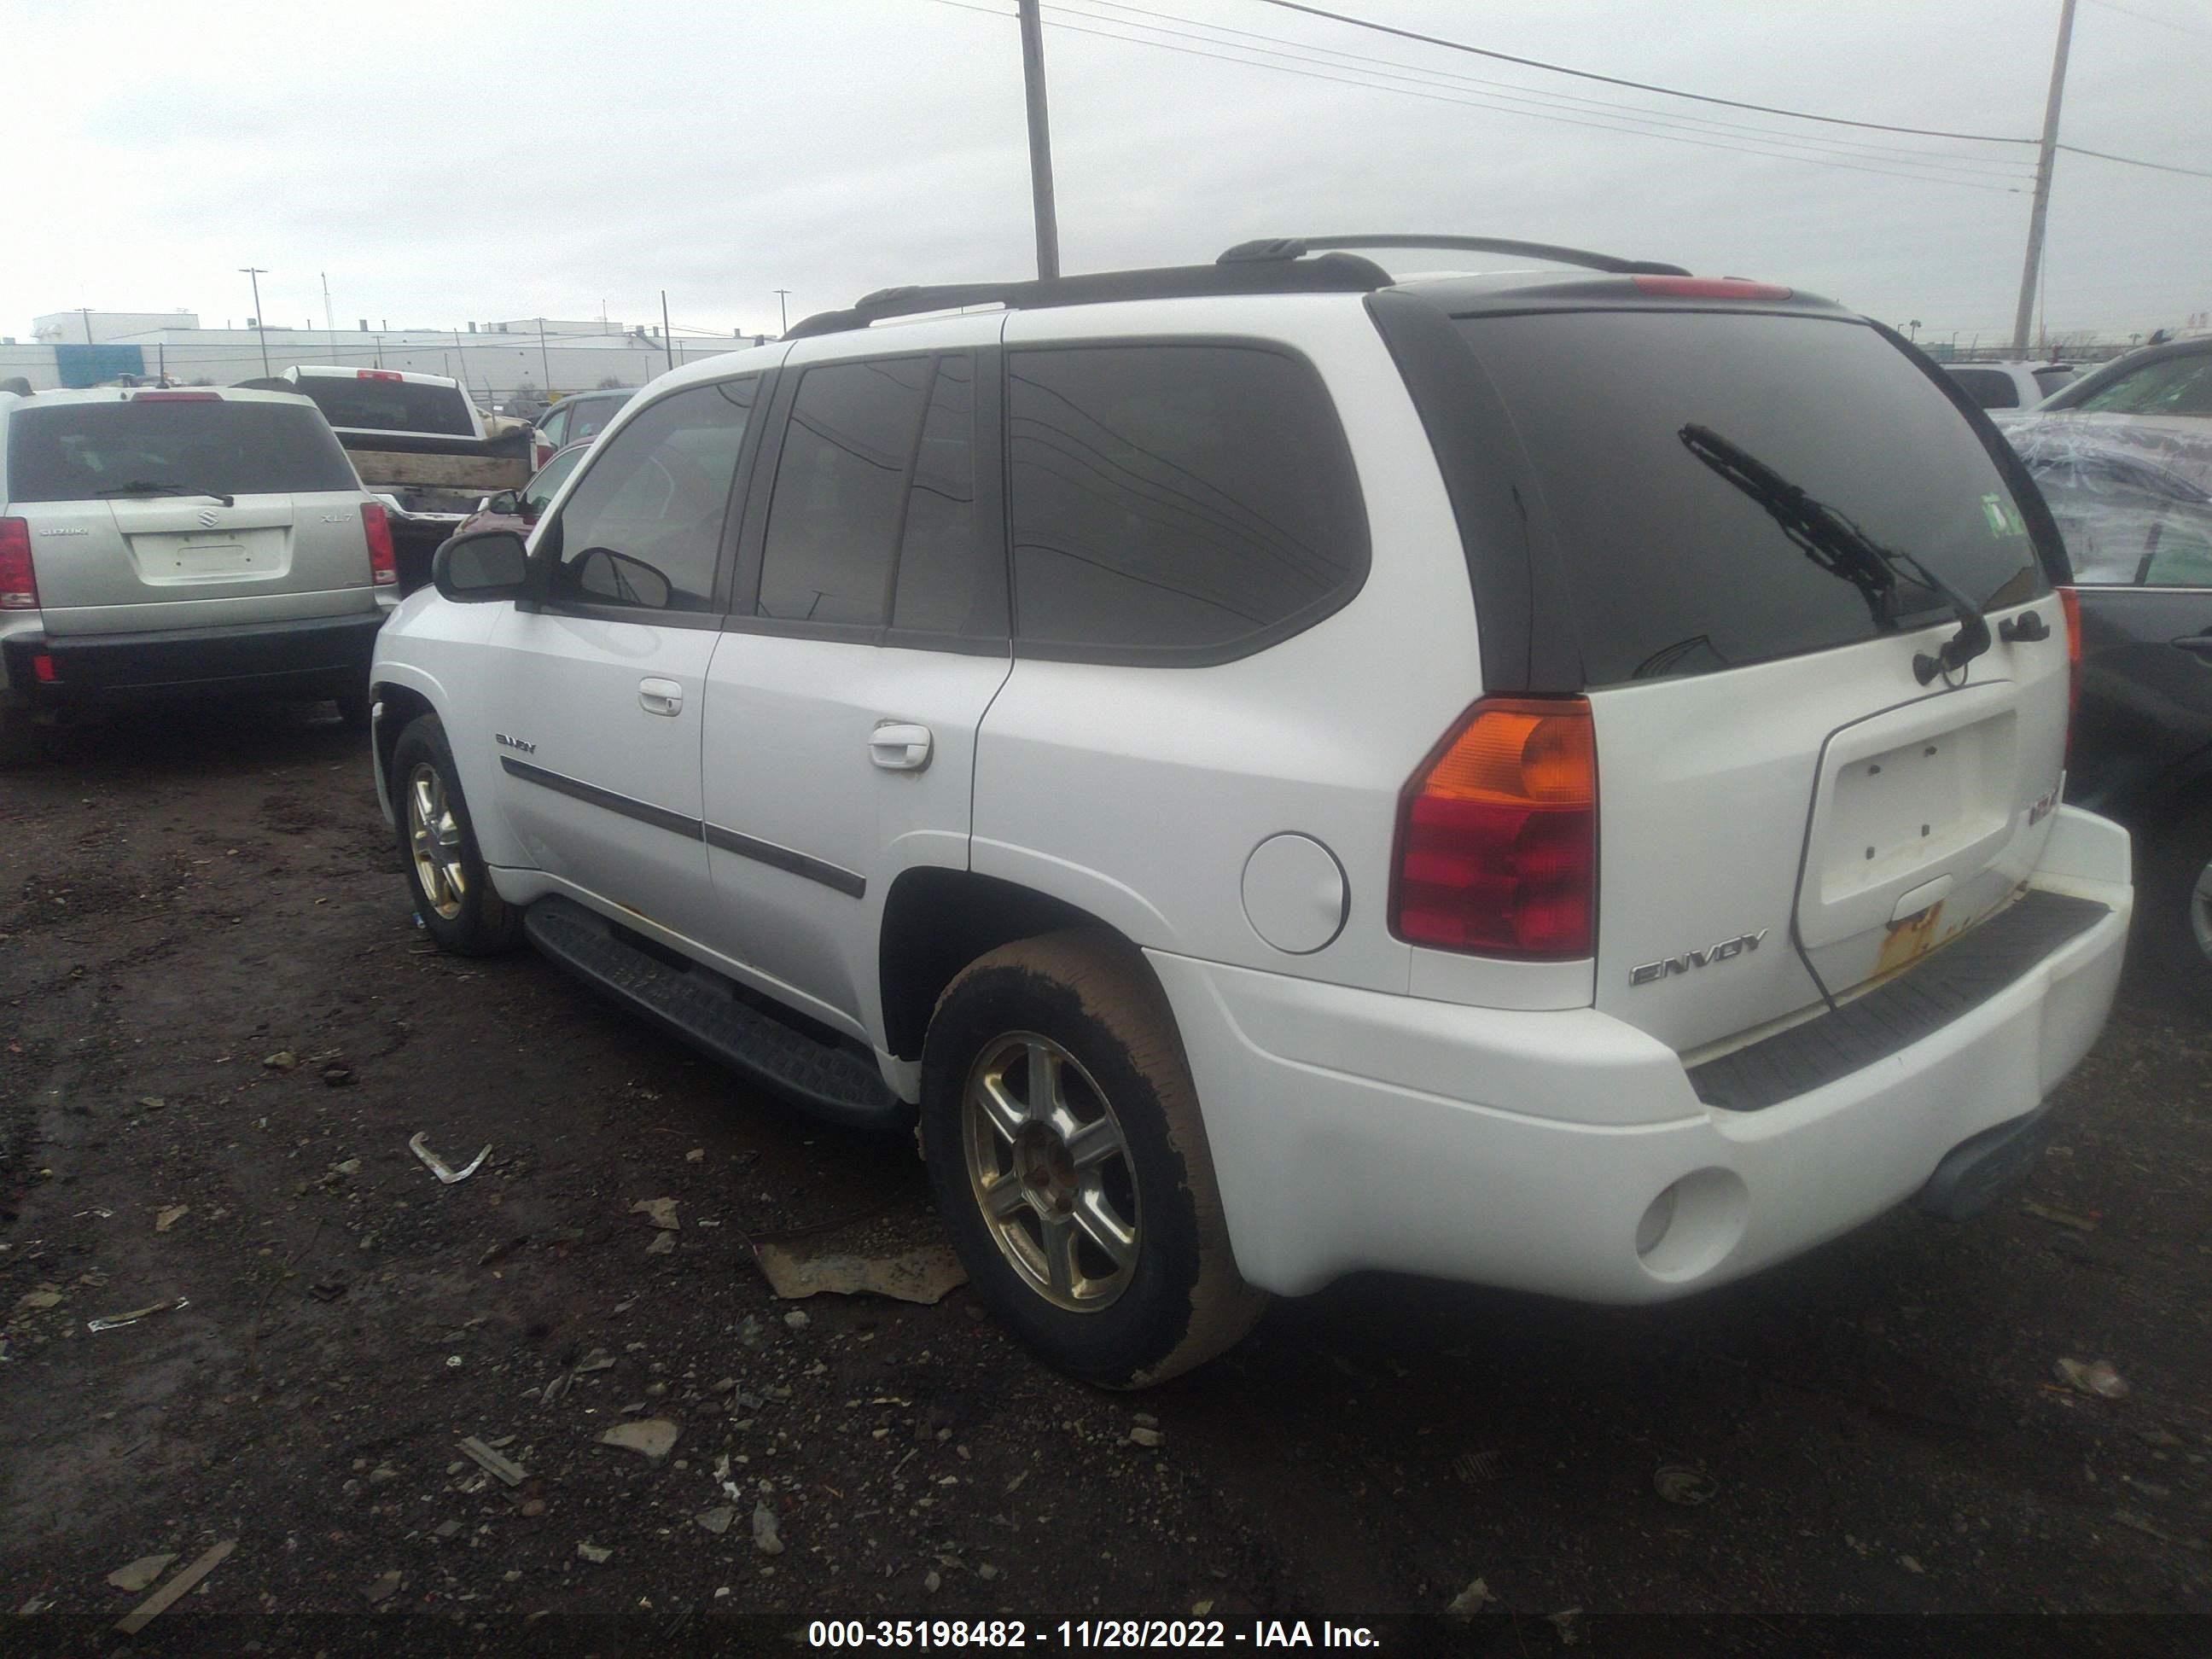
top-left (432, 529), bottom-right (531, 604)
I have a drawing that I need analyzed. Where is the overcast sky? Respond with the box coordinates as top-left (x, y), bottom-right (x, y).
top-left (4, 0), bottom-right (2207, 347)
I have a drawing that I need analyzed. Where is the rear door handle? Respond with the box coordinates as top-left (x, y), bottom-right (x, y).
top-left (869, 721), bottom-right (933, 771)
top-left (2175, 633), bottom-right (2212, 658)
top-left (639, 677), bottom-right (684, 716)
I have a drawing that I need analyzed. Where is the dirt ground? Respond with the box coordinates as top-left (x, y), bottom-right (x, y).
top-left (2, 703), bottom-right (2208, 1651)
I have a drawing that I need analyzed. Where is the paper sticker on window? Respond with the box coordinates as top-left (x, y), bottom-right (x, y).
top-left (1981, 492), bottom-right (2027, 538)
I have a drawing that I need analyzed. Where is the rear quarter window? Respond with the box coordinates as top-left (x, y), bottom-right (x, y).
top-left (5, 399), bottom-right (360, 502)
top-left (1005, 343), bottom-right (1367, 661)
top-left (1454, 311), bottom-right (2047, 684)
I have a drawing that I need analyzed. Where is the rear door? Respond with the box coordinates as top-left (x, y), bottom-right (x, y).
top-left (1450, 308), bottom-right (2065, 1053)
top-left (4, 392), bottom-right (374, 634)
top-left (698, 324), bottom-right (1011, 1034)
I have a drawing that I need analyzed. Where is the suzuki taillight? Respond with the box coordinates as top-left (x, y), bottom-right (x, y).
top-left (361, 502), bottom-right (398, 587)
top-left (1392, 697), bottom-right (1598, 958)
top-left (0, 517), bottom-right (38, 610)
top-left (2058, 585), bottom-right (2081, 760)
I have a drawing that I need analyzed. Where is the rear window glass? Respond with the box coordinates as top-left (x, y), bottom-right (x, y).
top-left (1454, 311), bottom-right (2046, 684)
top-left (1945, 367), bottom-right (2018, 410)
top-left (290, 375), bottom-right (474, 435)
top-left (5, 399), bottom-right (360, 503)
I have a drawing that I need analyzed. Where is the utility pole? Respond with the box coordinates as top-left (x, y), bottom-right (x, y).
top-left (79, 306), bottom-right (94, 344)
top-left (2011, 0), bottom-right (2076, 358)
top-left (322, 271), bottom-right (337, 365)
top-left (241, 268), bottom-right (271, 376)
top-left (774, 288), bottom-right (791, 334)
top-left (537, 317), bottom-right (551, 393)
top-left (1017, 0), bottom-right (1061, 281)
top-left (661, 291), bottom-right (676, 375)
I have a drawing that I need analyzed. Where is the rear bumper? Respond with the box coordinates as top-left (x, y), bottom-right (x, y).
top-left (1149, 806), bottom-right (2132, 1301)
top-left (2, 611), bottom-right (387, 706)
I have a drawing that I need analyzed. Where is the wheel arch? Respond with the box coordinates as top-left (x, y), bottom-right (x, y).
top-left (879, 867), bottom-right (1156, 1062)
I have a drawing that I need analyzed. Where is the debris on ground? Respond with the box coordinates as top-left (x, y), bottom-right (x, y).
top-left (752, 1502), bottom-right (784, 1555)
top-left (1654, 1464), bottom-right (1719, 1506)
top-left (1547, 1609), bottom-right (1586, 1648)
top-left (576, 1540), bottom-right (611, 1564)
top-left (1900, 1554), bottom-right (1926, 1575)
top-left (15, 1289), bottom-right (63, 1313)
top-left (308, 1278), bottom-right (349, 1303)
top-left (321, 1063), bottom-right (356, 1086)
top-left (153, 1206), bottom-right (189, 1233)
top-left (597, 1418), bottom-right (679, 1460)
top-left (783, 1310), bottom-right (810, 1331)
top-left (1446, 1577), bottom-right (1495, 1619)
top-left (576, 1348), bottom-right (617, 1373)
top-left (114, 1538), bottom-right (234, 1636)
top-left (2023, 1199), bottom-right (2099, 1232)
top-left (2112, 1511), bottom-right (2208, 1551)
top-left (362, 1569), bottom-right (400, 1604)
top-left (86, 1297), bottom-right (189, 1335)
top-left (753, 1237), bottom-right (967, 1305)
top-left (685, 1148), bottom-right (706, 1163)
top-left (695, 1505), bottom-right (735, 1536)
top-left (407, 1132), bottom-right (490, 1185)
top-left (262, 1051), bottom-right (297, 1072)
top-left (457, 1437), bottom-right (527, 1487)
top-left (478, 1235), bottom-right (528, 1268)
top-left (1454, 1448), bottom-right (1506, 1484)
top-left (106, 1553), bottom-right (176, 1593)
top-left (1128, 1426), bottom-right (1164, 1448)
top-left (631, 1197), bottom-right (679, 1231)
top-left (645, 1232), bottom-right (675, 1256)
top-left (2055, 1358), bottom-right (2129, 1399)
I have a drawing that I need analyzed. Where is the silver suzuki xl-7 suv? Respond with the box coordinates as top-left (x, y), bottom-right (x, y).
top-left (0, 385), bottom-right (397, 763)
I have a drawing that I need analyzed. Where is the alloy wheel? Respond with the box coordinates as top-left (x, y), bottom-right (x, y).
top-left (406, 762), bottom-right (467, 922)
top-left (961, 1032), bottom-right (1140, 1312)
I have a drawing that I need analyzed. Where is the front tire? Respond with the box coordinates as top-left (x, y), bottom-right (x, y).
top-left (2143, 795), bottom-right (2212, 1000)
top-left (391, 713), bottom-right (522, 957)
top-left (921, 930), bottom-right (1265, 1388)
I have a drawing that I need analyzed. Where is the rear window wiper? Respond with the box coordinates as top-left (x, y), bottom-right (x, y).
top-left (1679, 424), bottom-right (1990, 685)
top-left (95, 481), bottom-right (237, 506)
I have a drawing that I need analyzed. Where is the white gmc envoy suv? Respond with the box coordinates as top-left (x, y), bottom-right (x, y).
top-left (369, 236), bottom-right (2132, 1387)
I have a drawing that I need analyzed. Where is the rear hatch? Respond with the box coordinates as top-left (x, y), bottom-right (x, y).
top-left (1449, 302), bottom-right (2065, 1055)
top-left (4, 393), bottom-right (375, 635)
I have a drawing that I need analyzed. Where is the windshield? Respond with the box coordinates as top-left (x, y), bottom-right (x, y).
top-left (6, 399), bottom-right (360, 503)
top-left (1454, 311), bottom-right (2046, 684)
top-left (291, 375), bottom-right (474, 435)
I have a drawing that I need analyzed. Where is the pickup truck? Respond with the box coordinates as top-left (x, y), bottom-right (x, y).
top-left (250, 366), bottom-right (535, 591)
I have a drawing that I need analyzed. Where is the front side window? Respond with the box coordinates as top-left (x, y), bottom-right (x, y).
top-left (1005, 344), bottom-right (1366, 657)
top-left (521, 446), bottom-right (585, 516)
top-left (544, 377), bottom-right (755, 613)
top-left (2075, 354), bottom-right (2212, 417)
top-left (537, 405), bottom-right (570, 447)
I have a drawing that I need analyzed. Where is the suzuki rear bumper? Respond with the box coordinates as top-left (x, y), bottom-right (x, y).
top-left (1149, 806), bottom-right (2132, 1301)
top-left (2, 611), bottom-right (387, 706)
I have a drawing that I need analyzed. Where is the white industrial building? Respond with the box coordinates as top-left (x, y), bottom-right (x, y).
top-left (3, 310), bottom-right (768, 405)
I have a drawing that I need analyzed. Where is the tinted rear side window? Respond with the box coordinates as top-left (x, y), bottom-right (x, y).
top-left (6, 399), bottom-right (359, 502)
top-left (1946, 367), bottom-right (2018, 410)
top-left (1456, 312), bottom-right (2046, 684)
top-left (1007, 344), bottom-right (1366, 659)
top-left (291, 375), bottom-right (474, 434)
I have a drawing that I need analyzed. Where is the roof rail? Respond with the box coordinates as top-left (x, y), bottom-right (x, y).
top-left (783, 252), bottom-right (1393, 339)
top-left (1219, 235), bottom-right (1690, 278)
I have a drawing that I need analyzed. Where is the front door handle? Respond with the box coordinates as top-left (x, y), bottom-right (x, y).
top-left (2175, 633), bottom-right (2212, 658)
top-left (869, 721), bottom-right (933, 771)
top-left (639, 678), bottom-right (684, 716)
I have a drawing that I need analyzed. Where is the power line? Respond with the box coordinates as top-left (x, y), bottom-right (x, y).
top-left (2058, 142), bottom-right (2212, 179)
top-left (1062, 0), bottom-right (2034, 181)
top-left (981, 2), bottom-right (2029, 193)
top-left (1248, 0), bottom-right (2038, 145)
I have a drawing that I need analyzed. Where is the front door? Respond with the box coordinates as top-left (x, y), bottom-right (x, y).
top-left (483, 374), bottom-right (768, 932)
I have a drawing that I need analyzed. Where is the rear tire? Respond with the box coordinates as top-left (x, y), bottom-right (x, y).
top-left (920, 929), bottom-right (1266, 1388)
top-left (391, 713), bottom-right (522, 956)
top-left (2142, 795), bottom-right (2212, 1001)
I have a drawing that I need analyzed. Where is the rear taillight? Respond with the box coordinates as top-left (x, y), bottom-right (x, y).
top-left (1391, 697), bottom-right (1598, 958)
top-left (2058, 586), bottom-right (2081, 760)
top-left (534, 439), bottom-right (553, 469)
top-left (0, 517), bottom-right (38, 610)
top-left (1631, 275), bottom-right (1793, 301)
top-left (361, 502), bottom-right (398, 586)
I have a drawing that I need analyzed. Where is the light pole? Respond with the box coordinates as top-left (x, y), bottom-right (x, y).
top-left (537, 317), bottom-right (551, 393)
top-left (774, 288), bottom-right (791, 334)
top-left (240, 268), bottom-right (272, 376)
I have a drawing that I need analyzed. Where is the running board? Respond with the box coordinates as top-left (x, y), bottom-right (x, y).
top-left (522, 895), bottom-right (907, 1131)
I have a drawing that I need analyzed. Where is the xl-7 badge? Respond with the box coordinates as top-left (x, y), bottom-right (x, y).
top-left (1630, 929), bottom-right (1769, 987)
